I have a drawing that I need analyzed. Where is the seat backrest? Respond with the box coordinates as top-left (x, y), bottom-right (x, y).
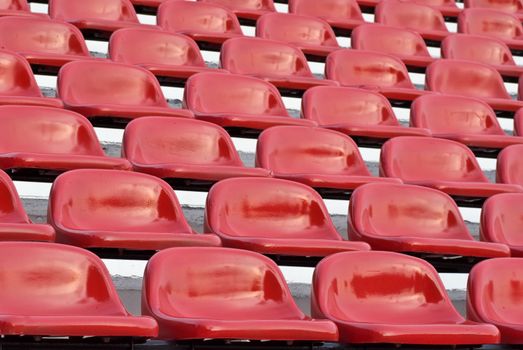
top-left (375, 0), bottom-right (449, 33)
top-left (50, 0), bottom-right (139, 23)
top-left (465, 0), bottom-right (523, 14)
top-left (426, 59), bottom-right (511, 99)
top-left (349, 183), bottom-right (473, 240)
top-left (407, 0), bottom-right (458, 7)
top-left (123, 117), bottom-right (243, 166)
top-left (496, 144), bottom-right (523, 186)
top-left (301, 86), bottom-right (400, 126)
top-left (109, 28), bottom-right (205, 67)
top-left (143, 247), bottom-right (305, 319)
top-left (441, 34), bottom-right (515, 66)
top-left (256, 12), bottom-right (339, 48)
top-left (326, 49), bottom-right (415, 89)
top-left (410, 94), bottom-right (505, 135)
top-left (0, 242), bottom-right (129, 316)
top-left (0, 169), bottom-right (31, 224)
top-left (514, 108), bottom-right (523, 135)
top-left (312, 251), bottom-right (463, 324)
top-left (380, 136), bottom-right (489, 182)
top-left (481, 193), bottom-right (523, 246)
top-left (184, 72), bottom-right (289, 116)
top-left (256, 126), bottom-right (371, 176)
top-left (220, 37), bottom-right (314, 78)
top-left (199, 0), bottom-right (276, 12)
top-left (288, 0), bottom-right (364, 22)
top-left (58, 60), bottom-right (168, 107)
top-left (0, 0), bottom-right (30, 10)
top-left (458, 8), bottom-right (523, 40)
top-left (49, 169), bottom-right (193, 233)
top-left (0, 50), bottom-right (42, 97)
top-left (351, 24), bottom-right (431, 58)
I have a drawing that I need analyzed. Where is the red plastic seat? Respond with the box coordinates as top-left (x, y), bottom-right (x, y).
top-left (349, 183), bottom-right (510, 259)
top-left (497, 144), bottom-right (523, 187)
top-left (312, 251), bottom-right (500, 345)
top-left (205, 177), bottom-right (370, 258)
top-left (514, 108), bottom-right (523, 135)
top-left (256, 12), bottom-right (340, 60)
top-left (518, 75), bottom-right (523, 100)
top-left (380, 136), bottom-right (523, 204)
top-left (301, 86), bottom-right (430, 146)
top-left (157, 1), bottom-right (243, 49)
top-left (256, 126), bottom-right (401, 197)
top-left (57, 60), bottom-right (193, 128)
top-left (184, 72), bottom-right (316, 137)
top-left (199, 0), bottom-right (276, 21)
top-left (403, 0), bottom-right (462, 17)
top-left (220, 37), bottom-right (337, 96)
top-left (0, 0), bottom-right (48, 17)
top-left (0, 242), bottom-right (158, 339)
top-left (48, 169), bottom-right (221, 251)
top-left (410, 94), bottom-right (523, 156)
top-left (143, 247), bottom-right (339, 341)
top-left (465, 0), bottom-right (523, 20)
top-left (122, 117), bottom-right (270, 189)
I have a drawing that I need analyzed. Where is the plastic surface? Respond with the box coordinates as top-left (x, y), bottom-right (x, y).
top-left (514, 108), bottom-right (523, 135)
top-left (0, 0), bottom-right (47, 17)
top-left (312, 251), bottom-right (500, 344)
top-left (205, 177), bottom-right (370, 256)
top-left (497, 144), bottom-right (523, 187)
top-left (288, 0), bottom-right (364, 32)
top-left (142, 247), bottom-right (339, 341)
top-left (348, 183), bottom-right (510, 257)
top-left (0, 242), bottom-right (158, 338)
top-left (465, 0), bottom-right (523, 15)
top-left (199, 0), bottom-right (276, 20)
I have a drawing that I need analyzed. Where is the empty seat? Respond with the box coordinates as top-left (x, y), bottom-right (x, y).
top-left (205, 177), bottom-right (370, 259)
top-left (220, 37), bottom-right (337, 96)
top-left (184, 72), bottom-right (316, 137)
top-left (0, 0), bottom-right (48, 17)
top-left (312, 251), bottom-right (500, 345)
top-left (57, 60), bottom-right (193, 128)
top-left (143, 247), bottom-right (339, 341)
top-left (402, 0), bottom-right (461, 17)
top-left (301, 86), bottom-right (430, 147)
top-left (199, 0), bottom-right (276, 22)
top-left (0, 242), bottom-right (158, 339)
top-left (514, 108), bottom-right (523, 135)
top-left (497, 144), bottom-right (523, 187)
top-left (256, 126), bottom-right (401, 198)
top-left (465, 0), bottom-right (523, 19)
top-left (256, 12), bottom-right (340, 60)
top-left (122, 117), bottom-right (270, 190)
top-left (380, 136), bottom-right (523, 206)
top-left (48, 169), bottom-right (221, 252)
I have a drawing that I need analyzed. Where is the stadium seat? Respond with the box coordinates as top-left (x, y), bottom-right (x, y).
top-left (406, 0), bottom-right (462, 17)
top-left (122, 117), bottom-right (270, 191)
top-left (157, 1), bottom-right (243, 50)
top-left (468, 258), bottom-right (523, 344)
top-left (57, 60), bottom-right (193, 128)
top-left (497, 144), bottom-right (523, 187)
top-left (518, 75), bottom-right (523, 100)
top-left (0, 0), bottom-right (47, 17)
top-left (220, 37), bottom-right (337, 96)
top-left (301, 86), bottom-right (431, 147)
top-left (410, 94), bottom-right (523, 157)
top-left (205, 177), bottom-right (370, 262)
top-left (312, 251), bottom-right (500, 345)
top-left (130, 0), bottom-right (168, 11)
top-left (109, 28), bottom-right (226, 86)
top-left (514, 108), bottom-right (523, 135)
top-left (183, 72), bottom-right (316, 137)
top-left (142, 247), bottom-right (339, 341)
top-left (380, 136), bottom-right (523, 206)
top-left (199, 0), bottom-right (276, 22)
top-left (0, 242), bottom-right (158, 339)
top-left (255, 126), bottom-right (401, 198)
top-left (0, 170), bottom-right (54, 242)
top-left (288, 0), bottom-right (364, 35)
top-left (48, 169), bottom-right (221, 254)
top-left (465, 0), bottom-right (523, 20)
top-left (256, 12), bottom-right (340, 60)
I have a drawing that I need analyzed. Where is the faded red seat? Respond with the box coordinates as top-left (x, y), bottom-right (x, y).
top-left (142, 247), bottom-right (339, 341)
top-left (0, 0), bottom-right (48, 18)
top-left (256, 126), bottom-right (401, 198)
top-left (220, 37), bottom-right (337, 96)
top-left (514, 108), bottom-right (523, 135)
top-left (312, 251), bottom-right (500, 345)
top-left (497, 144), bottom-right (523, 187)
top-left (205, 177), bottom-right (370, 260)
top-left (403, 0), bottom-right (461, 17)
top-left (518, 75), bottom-right (523, 100)
top-left (380, 136), bottom-right (523, 206)
top-left (301, 86), bottom-right (430, 147)
top-left (57, 60), bottom-right (193, 128)
top-left (184, 72), bottom-right (316, 137)
top-left (199, 0), bottom-right (276, 22)
top-left (256, 12), bottom-right (340, 60)
top-left (0, 242), bottom-right (158, 339)
top-left (465, 0), bottom-right (523, 20)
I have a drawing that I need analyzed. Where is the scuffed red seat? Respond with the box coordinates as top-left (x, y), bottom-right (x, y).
top-left (199, 0), bottom-right (276, 22)
top-left (142, 247), bottom-right (339, 341)
top-left (410, 94), bottom-right (523, 157)
top-left (109, 28), bottom-right (226, 86)
top-left (0, 0), bottom-right (48, 17)
top-left (301, 86), bottom-right (430, 147)
top-left (256, 126), bottom-right (401, 198)
top-left (380, 136), bottom-right (523, 206)
top-left (157, 1), bottom-right (243, 50)
top-left (184, 72), bottom-right (316, 137)
top-left (220, 37), bottom-right (337, 96)
top-left (497, 144), bottom-right (523, 186)
top-left (122, 117), bottom-right (270, 190)
top-left (465, 0), bottom-right (523, 20)
top-left (0, 170), bottom-right (54, 242)
top-left (312, 251), bottom-right (500, 345)
top-left (48, 169), bottom-right (221, 253)
top-left (0, 242), bottom-right (158, 340)
top-left (205, 177), bottom-right (370, 261)
top-left (256, 12), bottom-right (340, 60)
top-left (57, 60), bottom-right (193, 128)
